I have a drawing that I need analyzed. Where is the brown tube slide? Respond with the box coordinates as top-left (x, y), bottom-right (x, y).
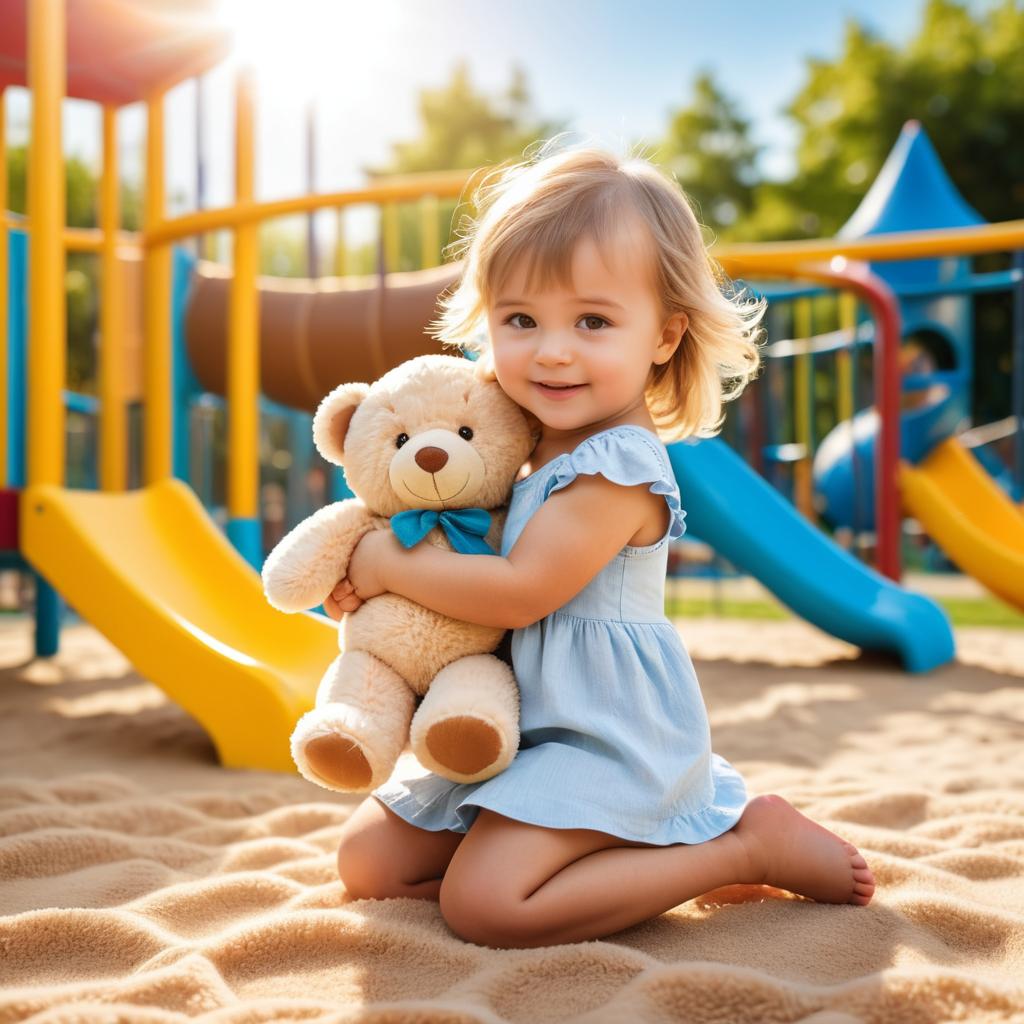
top-left (185, 260), bottom-right (464, 414)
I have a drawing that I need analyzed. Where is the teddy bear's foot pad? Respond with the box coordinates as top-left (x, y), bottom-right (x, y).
top-left (305, 733), bottom-right (373, 790)
top-left (425, 716), bottom-right (503, 775)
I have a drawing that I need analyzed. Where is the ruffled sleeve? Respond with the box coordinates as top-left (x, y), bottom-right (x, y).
top-left (544, 427), bottom-right (687, 541)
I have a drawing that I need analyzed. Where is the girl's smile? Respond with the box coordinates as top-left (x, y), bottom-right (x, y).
top-left (533, 381), bottom-right (587, 400)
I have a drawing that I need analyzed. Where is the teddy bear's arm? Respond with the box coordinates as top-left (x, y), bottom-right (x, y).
top-left (262, 498), bottom-right (376, 613)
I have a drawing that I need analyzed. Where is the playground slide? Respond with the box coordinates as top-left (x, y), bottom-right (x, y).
top-left (666, 437), bottom-right (954, 673)
top-left (21, 479), bottom-right (339, 772)
top-left (900, 437), bottom-right (1024, 611)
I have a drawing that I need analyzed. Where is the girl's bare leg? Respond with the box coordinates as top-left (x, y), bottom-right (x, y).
top-left (336, 796), bottom-right (465, 902)
top-left (440, 794), bottom-right (875, 949)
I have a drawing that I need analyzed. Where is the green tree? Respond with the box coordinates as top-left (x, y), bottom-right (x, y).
top-left (361, 62), bottom-right (565, 271)
top-left (738, 0), bottom-right (1024, 426)
top-left (6, 145), bottom-right (141, 229)
top-left (6, 146), bottom-right (144, 394)
top-left (260, 222), bottom-right (307, 277)
top-left (367, 61), bottom-right (563, 175)
top-left (745, 0), bottom-right (1024, 240)
top-left (652, 71), bottom-right (762, 241)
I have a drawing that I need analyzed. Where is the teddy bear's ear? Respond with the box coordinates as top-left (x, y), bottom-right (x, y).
top-left (472, 348), bottom-right (498, 383)
top-left (312, 382), bottom-right (370, 466)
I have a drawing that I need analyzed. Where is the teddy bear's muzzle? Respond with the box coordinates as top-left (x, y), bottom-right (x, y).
top-left (389, 427), bottom-right (487, 510)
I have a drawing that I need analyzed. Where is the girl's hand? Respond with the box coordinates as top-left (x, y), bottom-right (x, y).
top-left (322, 531), bottom-right (399, 621)
top-left (323, 579), bottom-right (362, 621)
top-left (346, 528), bottom-right (398, 601)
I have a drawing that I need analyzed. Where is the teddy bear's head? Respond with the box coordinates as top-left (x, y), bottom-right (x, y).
top-left (312, 354), bottom-right (537, 517)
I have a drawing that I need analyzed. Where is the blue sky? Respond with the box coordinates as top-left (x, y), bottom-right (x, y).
top-left (5, 0), bottom-right (995, 227)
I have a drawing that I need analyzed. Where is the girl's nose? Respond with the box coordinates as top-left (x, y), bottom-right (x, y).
top-left (534, 332), bottom-right (573, 365)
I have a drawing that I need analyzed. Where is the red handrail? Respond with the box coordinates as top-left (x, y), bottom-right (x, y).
top-left (796, 258), bottom-right (902, 581)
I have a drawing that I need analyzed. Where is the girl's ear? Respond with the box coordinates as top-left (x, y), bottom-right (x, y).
top-left (655, 312), bottom-right (689, 365)
top-left (312, 382), bottom-right (371, 466)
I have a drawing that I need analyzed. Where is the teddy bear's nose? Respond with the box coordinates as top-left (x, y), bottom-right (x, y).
top-left (414, 446), bottom-right (449, 473)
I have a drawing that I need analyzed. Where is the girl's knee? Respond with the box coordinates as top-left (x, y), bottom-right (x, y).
top-left (335, 808), bottom-right (413, 900)
top-left (336, 798), bottom-right (461, 900)
top-left (337, 832), bottom-right (392, 900)
top-left (438, 871), bottom-right (527, 947)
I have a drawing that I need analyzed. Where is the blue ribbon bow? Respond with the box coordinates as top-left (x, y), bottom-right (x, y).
top-left (390, 507), bottom-right (496, 555)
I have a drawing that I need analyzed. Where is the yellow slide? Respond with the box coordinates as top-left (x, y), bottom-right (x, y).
top-left (21, 479), bottom-right (338, 772)
top-left (900, 437), bottom-right (1024, 611)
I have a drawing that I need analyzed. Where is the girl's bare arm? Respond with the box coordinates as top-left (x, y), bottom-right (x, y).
top-left (348, 474), bottom-right (657, 628)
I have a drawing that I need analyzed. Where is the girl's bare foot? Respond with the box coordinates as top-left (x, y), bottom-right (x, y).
top-left (731, 794), bottom-right (876, 906)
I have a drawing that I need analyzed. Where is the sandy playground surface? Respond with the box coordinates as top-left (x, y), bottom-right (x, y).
top-left (1, 615), bottom-right (1023, 1023)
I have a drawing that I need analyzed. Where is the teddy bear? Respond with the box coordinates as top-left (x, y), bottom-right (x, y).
top-left (262, 353), bottom-right (537, 794)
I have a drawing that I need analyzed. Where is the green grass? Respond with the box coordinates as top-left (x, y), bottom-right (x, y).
top-left (665, 598), bottom-right (790, 621)
top-left (933, 596), bottom-right (1024, 629)
top-left (665, 595), bottom-right (1024, 629)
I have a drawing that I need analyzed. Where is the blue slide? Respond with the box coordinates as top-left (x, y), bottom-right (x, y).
top-left (666, 437), bottom-right (955, 673)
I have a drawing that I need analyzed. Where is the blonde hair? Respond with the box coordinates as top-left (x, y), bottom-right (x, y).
top-left (432, 139), bottom-right (767, 441)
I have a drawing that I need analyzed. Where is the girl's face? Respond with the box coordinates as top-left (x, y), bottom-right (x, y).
top-left (485, 218), bottom-right (687, 440)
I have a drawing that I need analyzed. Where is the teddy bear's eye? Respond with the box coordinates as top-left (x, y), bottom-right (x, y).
top-left (395, 433), bottom-right (410, 449)
top-left (458, 426), bottom-right (474, 441)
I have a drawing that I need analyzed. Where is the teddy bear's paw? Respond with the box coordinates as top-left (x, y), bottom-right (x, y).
top-left (292, 715), bottom-right (397, 794)
top-left (304, 733), bottom-right (375, 791)
top-left (420, 715), bottom-right (509, 782)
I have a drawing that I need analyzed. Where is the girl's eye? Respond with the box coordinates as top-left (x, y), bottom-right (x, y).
top-left (506, 313), bottom-right (536, 329)
top-left (458, 426), bottom-right (474, 441)
top-left (578, 314), bottom-right (609, 331)
top-left (395, 432), bottom-right (409, 449)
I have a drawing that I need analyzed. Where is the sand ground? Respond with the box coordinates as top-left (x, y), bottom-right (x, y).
top-left (1, 616), bottom-right (1022, 1023)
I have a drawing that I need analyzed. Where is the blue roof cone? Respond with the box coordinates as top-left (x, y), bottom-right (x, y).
top-left (838, 120), bottom-right (985, 239)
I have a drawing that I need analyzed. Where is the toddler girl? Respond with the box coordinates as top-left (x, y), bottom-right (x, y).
top-left (325, 142), bottom-right (875, 949)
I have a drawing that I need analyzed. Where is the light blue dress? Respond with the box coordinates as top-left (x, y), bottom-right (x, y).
top-left (371, 424), bottom-right (749, 845)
